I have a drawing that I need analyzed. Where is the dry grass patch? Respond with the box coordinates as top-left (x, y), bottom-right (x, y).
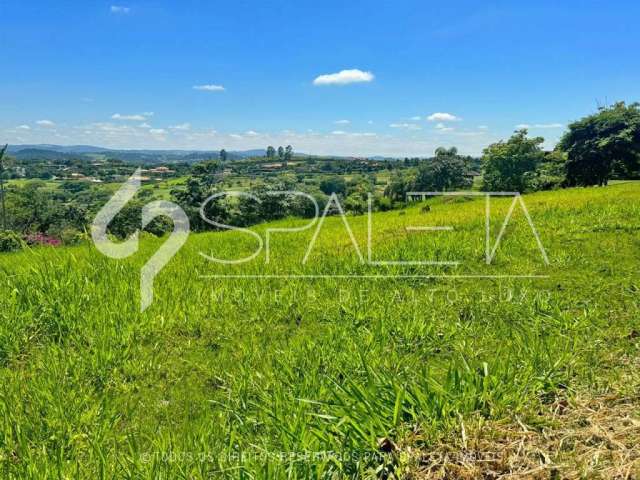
top-left (405, 391), bottom-right (640, 479)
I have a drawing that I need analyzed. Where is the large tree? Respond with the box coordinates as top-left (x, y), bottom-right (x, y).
top-left (414, 147), bottom-right (472, 192)
top-left (481, 129), bottom-right (544, 192)
top-left (559, 102), bottom-right (640, 186)
top-left (192, 160), bottom-right (221, 188)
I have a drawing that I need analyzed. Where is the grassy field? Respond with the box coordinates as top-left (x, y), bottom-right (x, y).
top-left (0, 183), bottom-right (639, 478)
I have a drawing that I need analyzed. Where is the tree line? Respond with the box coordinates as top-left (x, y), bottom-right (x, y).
top-left (385, 101), bottom-right (640, 201)
top-left (1, 101), bottom-right (639, 252)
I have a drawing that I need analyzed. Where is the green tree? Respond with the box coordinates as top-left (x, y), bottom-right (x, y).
top-left (171, 177), bottom-right (228, 231)
top-left (384, 171), bottom-right (411, 201)
top-left (0, 145), bottom-right (8, 229)
top-left (343, 193), bottom-right (366, 215)
top-left (219, 149), bottom-right (228, 162)
top-left (192, 160), bottom-right (221, 188)
top-left (277, 146), bottom-right (284, 161)
top-left (482, 129), bottom-right (544, 192)
top-left (414, 147), bottom-right (472, 191)
top-left (529, 150), bottom-right (566, 190)
top-left (559, 102), bottom-right (640, 186)
top-left (266, 146), bottom-right (276, 159)
top-left (5, 181), bottom-right (59, 233)
top-left (284, 145), bottom-right (293, 164)
top-left (319, 177), bottom-right (347, 196)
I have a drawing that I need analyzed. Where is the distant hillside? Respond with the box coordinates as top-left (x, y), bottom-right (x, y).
top-left (5, 145), bottom-right (398, 163)
top-left (7, 144), bottom-right (111, 155)
top-left (10, 148), bottom-right (88, 161)
top-left (6, 145), bottom-right (267, 163)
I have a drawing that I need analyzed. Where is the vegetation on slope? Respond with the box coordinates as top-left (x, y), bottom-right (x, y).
top-left (0, 183), bottom-right (639, 478)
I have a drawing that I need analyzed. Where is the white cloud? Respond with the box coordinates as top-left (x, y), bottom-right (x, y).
top-left (313, 69), bottom-right (374, 86)
top-left (516, 123), bottom-right (564, 130)
top-left (410, 116), bottom-right (421, 121)
top-left (351, 132), bottom-right (377, 137)
top-left (170, 123), bottom-right (191, 131)
top-left (193, 84), bottom-right (225, 92)
top-left (455, 131), bottom-right (485, 137)
top-left (36, 120), bottom-right (55, 127)
top-left (478, 125), bottom-right (489, 130)
top-left (427, 112), bottom-right (461, 122)
top-left (110, 5), bottom-right (131, 14)
top-left (17, 125), bottom-right (31, 130)
top-left (112, 113), bottom-right (147, 121)
top-left (7, 118), bottom-right (509, 157)
top-left (389, 123), bottom-right (421, 130)
top-left (367, 120), bottom-right (374, 125)
top-left (434, 123), bottom-right (454, 133)
top-left (244, 130), bottom-right (259, 136)
top-left (334, 119), bottom-right (350, 125)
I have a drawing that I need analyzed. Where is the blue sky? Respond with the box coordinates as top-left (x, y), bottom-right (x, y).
top-left (1, 0), bottom-right (639, 156)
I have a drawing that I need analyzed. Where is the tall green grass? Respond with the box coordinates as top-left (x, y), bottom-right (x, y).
top-left (0, 184), bottom-right (639, 478)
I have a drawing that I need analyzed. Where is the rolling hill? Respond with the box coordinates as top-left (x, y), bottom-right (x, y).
top-left (0, 183), bottom-right (639, 477)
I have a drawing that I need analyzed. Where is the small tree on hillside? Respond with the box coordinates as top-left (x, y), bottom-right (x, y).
top-left (559, 102), bottom-right (640, 186)
top-left (284, 145), bottom-right (293, 164)
top-left (384, 171), bottom-right (411, 201)
top-left (277, 146), bottom-right (285, 161)
top-left (482, 129), bottom-right (544, 192)
top-left (414, 147), bottom-right (472, 191)
top-left (219, 149), bottom-right (228, 162)
top-left (192, 160), bottom-right (221, 188)
top-left (319, 177), bottom-right (347, 195)
top-left (266, 146), bottom-right (276, 159)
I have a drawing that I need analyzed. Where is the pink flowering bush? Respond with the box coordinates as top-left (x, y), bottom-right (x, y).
top-left (24, 232), bottom-right (62, 247)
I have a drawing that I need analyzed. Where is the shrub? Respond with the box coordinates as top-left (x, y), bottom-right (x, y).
top-left (144, 216), bottom-right (174, 237)
top-left (344, 194), bottom-right (366, 215)
top-left (0, 230), bottom-right (25, 253)
top-left (57, 228), bottom-right (89, 245)
top-left (24, 232), bottom-right (61, 247)
top-left (374, 196), bottom-right (393, 212)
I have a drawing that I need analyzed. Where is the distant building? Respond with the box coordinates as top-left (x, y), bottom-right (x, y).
top-left (261, 163), bottom-right (283, 170)
top-left (146, 166), bottom-right (175, 174)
